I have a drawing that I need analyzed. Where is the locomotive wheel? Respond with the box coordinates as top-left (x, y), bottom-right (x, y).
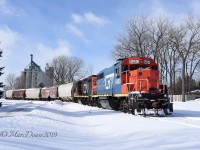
top-left (94, 100), bottom-right (99, 107)
top-left (109, 99), bottom-right (120, 110)
top-left (131, 109), bottom-right (135, 115)
top-left (73, 98), bottom-right (78, 103)
top-left (90, 101), bottom-right (94, 106)
top-left (97, 102), bottom-right (101, 108)
top-left (97, 99), bottom-right (102, 108)
top-left (122, 104), bottom-right (129, 113)
top-left (163, 108), bottom-right (169, 115)
top-left (81, 99), bottom-right (87, 105)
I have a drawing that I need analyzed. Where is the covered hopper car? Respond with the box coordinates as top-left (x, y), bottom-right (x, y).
top-left (5, 90), bottom-right (13, 99)
top-left (12, 89), bottom-right (26, 100)
top-left (25, 88), bottom-right (41, 100)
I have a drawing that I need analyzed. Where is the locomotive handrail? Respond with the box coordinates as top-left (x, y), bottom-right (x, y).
top-left (159, 78), bottom-right (168, 94)
top-left (121, 70), bottom-right (130, 83)
top-left (123, 83), bottom-right (135, 93)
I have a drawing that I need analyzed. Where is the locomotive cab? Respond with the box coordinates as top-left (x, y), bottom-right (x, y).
top-left (121, 57), bottom-right (159, 94)
top-left (73, 75), bottom-right (97, 105)
top-left (121, 57), bottom-right (173, 115)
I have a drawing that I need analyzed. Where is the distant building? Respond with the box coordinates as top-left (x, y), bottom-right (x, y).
top-left (45, 63), bottom-right (54, 80)
top-left (22, 54), bottom-right (54, 89)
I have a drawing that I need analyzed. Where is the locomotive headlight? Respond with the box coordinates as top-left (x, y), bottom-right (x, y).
top-left (164, 94), bottom-right (167, 97)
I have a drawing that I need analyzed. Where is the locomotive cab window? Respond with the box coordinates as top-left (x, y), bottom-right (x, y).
top-left (130, 65), bottom-right (139, 71)
top-left (141, 65), bottom-right (148, 69)
top-left (115, 68), bottom-right (120, 78)
top-left (151, 65), bottom-right (158, 70)
top-left (122, 65), bottom-right (128, 73)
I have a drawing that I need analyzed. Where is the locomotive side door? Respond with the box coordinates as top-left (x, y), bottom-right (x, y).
top-left (105, 73), bottom-right (114, 95)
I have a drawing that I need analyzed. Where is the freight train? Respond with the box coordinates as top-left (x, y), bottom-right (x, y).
top-left (5, 56), bottom-right (173, 115)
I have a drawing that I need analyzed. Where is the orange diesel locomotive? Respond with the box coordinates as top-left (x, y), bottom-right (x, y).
top-left (89, 56), bottom-right (173, 115)
top-left (121, 57), bottom-right (173, 115)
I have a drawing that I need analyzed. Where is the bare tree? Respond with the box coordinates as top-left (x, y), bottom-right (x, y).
top-left (14, 73), bottom-right (26, 89)
top-left (112, 33), bottom-right (134, 60)
top-left (112, 15), bottom-right (200, 101)
top-left (5, 73), bottom-right (16, 90)
top-left (86, 65), bottom-right (93, 76)
top-left (197, 61), bottom-right (200, 77)
top-left (112, 15), bottom-right (175, 84)
top-left (171, 16), bottom-right (200, 101)
top-left (149, 16), bottom-right (172, 61)
top-left (148, 16), bottom-right (173, 83)
top-left (112, 16), bottom-right (151, 60)
top-left (66, 56), bottom-right (84, 82)
top-left (51, 55), bottom-right (84, 85)
top-left (166, 38), bottom-right (181, 96)
top-left (186, 47), bottom-right (200, 93)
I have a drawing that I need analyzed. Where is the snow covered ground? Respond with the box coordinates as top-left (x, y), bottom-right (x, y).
top-left (0, 99), bottom-right (200, 150)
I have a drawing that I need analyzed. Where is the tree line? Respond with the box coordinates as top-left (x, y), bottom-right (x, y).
top-left (112, 15), bottom-right (200, 102)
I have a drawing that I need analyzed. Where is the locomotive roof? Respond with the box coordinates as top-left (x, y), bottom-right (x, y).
top-left (117, 56), bottom-right (154, 61)
top-left (121, 56), bottom-right (157, 66)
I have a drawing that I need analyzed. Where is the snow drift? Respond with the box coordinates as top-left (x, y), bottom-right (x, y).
top-left (0, 99), bottom-right (200, 150)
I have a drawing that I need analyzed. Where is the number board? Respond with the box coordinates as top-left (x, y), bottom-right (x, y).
top-left (129, 60), bottom-right (139, 64)
top-left (144, 60), bottom-right (150, 64)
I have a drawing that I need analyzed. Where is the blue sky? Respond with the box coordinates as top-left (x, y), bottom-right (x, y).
top-left (0, 0), bottom-right (200, 82)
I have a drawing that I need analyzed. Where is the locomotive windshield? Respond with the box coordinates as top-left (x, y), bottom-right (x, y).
top-left (123, 64), bottom-right (152, 71)
top-left (151, 65), bottom-right (158, 70)
top-left (130, 65), bottom-right (139, 70)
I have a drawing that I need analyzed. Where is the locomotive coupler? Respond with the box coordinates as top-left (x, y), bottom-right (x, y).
top-left (152, 101), bottom-right (160, 109)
